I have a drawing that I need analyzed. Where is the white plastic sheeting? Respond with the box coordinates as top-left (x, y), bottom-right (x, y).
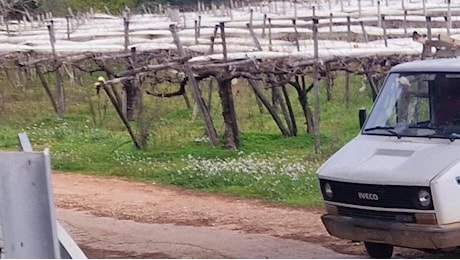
top-left (0, 0), bottom-right (451, 59)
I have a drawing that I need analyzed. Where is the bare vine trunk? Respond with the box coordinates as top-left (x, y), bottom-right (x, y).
top-left (124, 47), bottom-right (141, 121)
top-left (122, 79), bottom-right (140, 121)
top-left (281, 84), bottom-right (297, 136)
top-left (218, 79), bottom-right (239, 149)
top-left (291, 76), bottom-right (314, 133)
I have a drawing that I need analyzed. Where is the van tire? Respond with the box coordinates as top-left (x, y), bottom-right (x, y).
top-left (364, 242), bottom-right (394, 258)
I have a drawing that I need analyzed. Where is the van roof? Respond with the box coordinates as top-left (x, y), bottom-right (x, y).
top-left (390, 58), bottom-right (460, 73)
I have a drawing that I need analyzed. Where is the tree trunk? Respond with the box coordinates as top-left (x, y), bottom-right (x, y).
top-left (123, 47), bottom-right (141, 121)
top-left (217, 78), bottom-right (239, 149)
top-left (325, 62), bottom-right (333, 101)
top-left (281, 84), bottom-right (297, 136)
top-left (122, 78), bottom-right (140, 121)
top-left (273, 84), bottom-right (294, 136)
top-left (291, 76), bottom-right (314, 133)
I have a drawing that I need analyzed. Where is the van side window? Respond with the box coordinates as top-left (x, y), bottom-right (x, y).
top-left (433, 76), bottom-right (460, 129)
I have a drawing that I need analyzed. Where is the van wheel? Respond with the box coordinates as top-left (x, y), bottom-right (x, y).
top-left (364, 242), bottom-right (394, 258)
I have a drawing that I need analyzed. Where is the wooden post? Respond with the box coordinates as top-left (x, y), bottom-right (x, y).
top-left (345, 70), bottom-right (350, 107)
top-left (36, 66), bottom-right (59, 115)
top-left (268, 18), bottom-right (272, 46)
top-left (220, 22), bottom-right (228, 60)
top-left (103, 84), bottom-right (141, 149)
top-left (209, 24), bottom-right (219, 54)
top-left (313, 18), bottom-right (321, 154)
top-left (198, 15), bottom-right (201, 37)
top-left (347, 16), bottom-right (351, 42)
top-left (447, 0), bottom-right (452, 35)
top-left (170, 24), bottom-right (219, 146)
top-left (104, 5), bottom-right (111, 15)
top-left (248, 79), bottom-right (291, 136)
top-left (250, 8), bottom-right (253, 25)
top-left (293, 19), bottom-right (300, 51)
top-left (363, 62), bottom-right (379, 100)
top-left (422, 0), bottom-right (426, 16)
top-left (294, 1), bottom-right (298, 20)
top-left (247, 23), bottom-right (262, 50)
top-left (66, 15), bottom-right (70, 40)
top-left (360, 21), bottom-right (368, 42)
top-left (358, 0), bottom-right (362, 16)
top-left (262, 13), bottom-right (267, 38)
top-left (382, 15), bottom-right (388, 47)
top-left (426, 16), bottom-right (432, 41)
top-left (403, 10), bottom-right (407, 35)
top-left (325, 62), bottom-right (333, 101)
top-left (329, 13), bottom-right (333, 32)
top-left (124, 18), bottom-right (129, 51)
top-left (194, 20), bottom-right (199, 44)
top-left (183, 12), bottom-right (187, 28)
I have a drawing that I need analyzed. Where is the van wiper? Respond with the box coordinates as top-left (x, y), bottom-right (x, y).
top-left (408, 125), bottom-right (437, 130)
top-left (363, 126), bottom-right (401, 138)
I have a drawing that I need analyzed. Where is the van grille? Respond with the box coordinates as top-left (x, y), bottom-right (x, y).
top-left (338, 207), bottom-right (416, 223)
top-left (319, 179), bottom-right (433, 210)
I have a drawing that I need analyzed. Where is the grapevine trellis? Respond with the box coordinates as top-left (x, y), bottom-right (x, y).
top-left (1, 0), bottom-right (458, 152)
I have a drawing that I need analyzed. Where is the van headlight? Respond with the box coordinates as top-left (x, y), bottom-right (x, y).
top-left (324, 182), bottom-right (333, 199)
top-left (417, 189), bottom-right (432, 208)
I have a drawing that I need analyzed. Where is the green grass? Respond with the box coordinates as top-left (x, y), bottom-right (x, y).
top-left (0, 72), bottom-right (374, 207)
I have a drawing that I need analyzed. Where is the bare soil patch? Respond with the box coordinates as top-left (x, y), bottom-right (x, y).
top-left (52, 172), bottom-right (458, 258)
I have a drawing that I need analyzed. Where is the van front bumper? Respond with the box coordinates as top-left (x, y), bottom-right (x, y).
top-left (322, 214), bottom-right (460, 249)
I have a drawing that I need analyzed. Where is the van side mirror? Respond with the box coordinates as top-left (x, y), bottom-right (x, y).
top-left (359, 108), bottom-right (367, 129)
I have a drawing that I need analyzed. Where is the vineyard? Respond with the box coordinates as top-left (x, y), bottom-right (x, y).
top-left (0, 0), bottom-right (457, 152)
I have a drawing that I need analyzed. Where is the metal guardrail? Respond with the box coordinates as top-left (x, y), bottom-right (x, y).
top-left (0, 132), bottom-right (88, 259)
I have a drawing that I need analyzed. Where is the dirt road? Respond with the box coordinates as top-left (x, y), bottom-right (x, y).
top-left (52, 172), bottom-right (453, 259)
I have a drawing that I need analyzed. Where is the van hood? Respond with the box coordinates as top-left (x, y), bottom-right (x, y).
top-left (317, 135), bottom-right (460, 186)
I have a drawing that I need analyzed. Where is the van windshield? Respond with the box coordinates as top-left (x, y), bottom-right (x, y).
top-left (363, 72), bottom-right (460, 139)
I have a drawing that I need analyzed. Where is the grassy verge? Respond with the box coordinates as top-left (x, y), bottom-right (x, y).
top-left (0, 73), bottom-right (374, 206)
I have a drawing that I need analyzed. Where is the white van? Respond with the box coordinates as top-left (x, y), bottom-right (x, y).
top-left (317, 58), bottom-right (460, 258)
